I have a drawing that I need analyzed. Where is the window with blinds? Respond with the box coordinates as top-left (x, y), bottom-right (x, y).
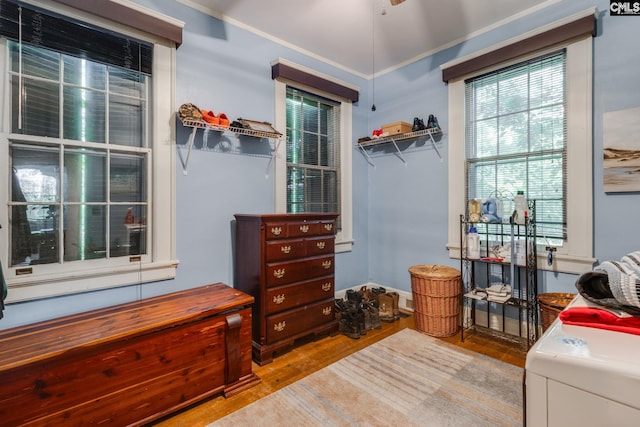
top-left (285, 87), bottom-right (340, 216)
top-left (465, 51), bottom-right (566, 246)
top-left (4, 0), bottom-right (151, 267)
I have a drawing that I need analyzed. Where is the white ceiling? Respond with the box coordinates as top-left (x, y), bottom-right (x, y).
top-left (180, 0), bottom-right (556, 78)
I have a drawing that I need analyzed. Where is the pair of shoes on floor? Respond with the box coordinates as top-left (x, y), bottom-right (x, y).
top-left (359, 285), bottom-right (399, 323)
top-left (378, 291), bottom-right (400, 322)
top-left (200, 109), bottom-right (230, 127)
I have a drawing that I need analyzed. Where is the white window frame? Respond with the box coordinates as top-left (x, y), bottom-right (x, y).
top-left (445, 10), bottom-right (596, 274)
top-left (0, 0), bottom-right (180, 302)
top-left (273, 60), bottom-right (353, 253)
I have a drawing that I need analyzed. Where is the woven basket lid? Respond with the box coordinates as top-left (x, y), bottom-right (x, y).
top-left (408, 264), bottom-right (461, 279)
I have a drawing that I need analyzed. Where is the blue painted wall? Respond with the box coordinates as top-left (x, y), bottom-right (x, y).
top-left (2, 0), bottom-right (638, 329)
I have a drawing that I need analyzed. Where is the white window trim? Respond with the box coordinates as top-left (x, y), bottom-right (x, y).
top-left (445, 14), bottom-right (596, 274)
top-left (273, 62), bottom-right (353, 253)
top-left (0, 0), bottom-right (180, 303)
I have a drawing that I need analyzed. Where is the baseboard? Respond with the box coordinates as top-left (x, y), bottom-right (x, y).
top-left (336, 283), bottom-right (415, 313)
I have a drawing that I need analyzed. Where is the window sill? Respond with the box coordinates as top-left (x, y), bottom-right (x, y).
top-left (6, 259), bottom-right (180, 303)
top-left (335, 239), bottom-right (353, 253)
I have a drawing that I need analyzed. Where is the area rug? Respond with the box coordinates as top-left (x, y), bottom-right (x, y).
top-left (209, 328), bottom-right (523, 426)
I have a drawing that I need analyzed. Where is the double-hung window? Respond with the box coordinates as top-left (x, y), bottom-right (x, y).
top-left (465, 52), bottom-right (566, 245)
top-left (273, 60), bottom-right (355, 252)
top-left (1, 0), bottom-right (180, 302)
top-left (285, 88), bottom-right (340, 215)
top-left (445, 9), bottom-right (596, 273)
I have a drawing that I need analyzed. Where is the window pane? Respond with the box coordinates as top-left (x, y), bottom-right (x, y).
top-left (11, 77), bottom-right (60, 137)
top-left (64, 204), bottom-right (106, 261)
top-left (302, 132), bottom-right (318, 165)
top-left (11, 146), bottom-right (61, 266)
top-left (303, 98), bottom-right (319, 133)
top-left (109, 94), bottom-right (145, 147)
top-left (304, 169), bottom-right (322, 208)
top-left (498, 111), bottom-right (528, 156)
top-left (286, 129), bottom-right (301, 163)
top-left (473, 118), bottom-right (498, 158)
top-left (530, 105), bottom-right (564, 151)
top-left (498, 70), bottom-right (528, 115)
top-left (64, 56), bottom-right (107, 89)
top-left (287, 166), bottom-right (305, 212)
top-left (109, 67), bottom-right (146, 98)
top-left (28, 205), bottom-right (60, 265)
top-left (63, 87), bottom-right (106, 142)
top-left (110, 154), bottom-right (147, 202)
top-left (64, 148), bottom-right (106, 202)
top-left (110, 206), bottom-right (147, 257)
top-left (10, 42), bottom-right (60, 80)
top-left (323, 170), bottom-right (338, 212)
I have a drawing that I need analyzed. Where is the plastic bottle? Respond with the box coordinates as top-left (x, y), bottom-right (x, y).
top-left (467, 227), bottom-right (480, 259)
top-left (124, 208), bottom-right (135, 225)
top-left (514, 191), bottom-right (528, 225)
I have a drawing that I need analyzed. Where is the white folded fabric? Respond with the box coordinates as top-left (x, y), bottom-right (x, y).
top-left (487, 293), bottom-right (511, 303)
top-left (485, 283), bottom-right (511, 297)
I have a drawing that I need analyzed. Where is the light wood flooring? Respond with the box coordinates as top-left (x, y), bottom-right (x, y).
top-left (151, 313), bottom-right (527, 427)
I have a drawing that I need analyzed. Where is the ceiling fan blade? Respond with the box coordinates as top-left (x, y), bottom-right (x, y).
top-left (390, 0), bottom-right (406, 5)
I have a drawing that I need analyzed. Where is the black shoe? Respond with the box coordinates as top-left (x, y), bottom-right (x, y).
top-left (426, 114), bottom-right (441, 132)
top-left (346, 289), bottom-right (362, 305)
top-left (368, 300), bottom-right (381, 330)
top-left (412, 117), bottom-right (426, 132)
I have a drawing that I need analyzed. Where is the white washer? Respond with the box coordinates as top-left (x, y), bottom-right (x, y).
top-left (525, 295), bottom-right (640, 427)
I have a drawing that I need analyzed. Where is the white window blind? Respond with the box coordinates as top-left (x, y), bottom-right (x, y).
top-left (465, 51), bottom-right (566, 245)
top-left (285, 87), bottom-right (340, 217)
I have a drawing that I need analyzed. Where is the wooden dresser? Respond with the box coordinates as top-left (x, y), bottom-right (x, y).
top-left (0, 283), bottom-right (259, 426)
top-left (234, 213), bottom-right (339, 365)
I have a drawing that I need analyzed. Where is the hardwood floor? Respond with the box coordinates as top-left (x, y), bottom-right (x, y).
top-left (151, 313), bottom-right (527, 427)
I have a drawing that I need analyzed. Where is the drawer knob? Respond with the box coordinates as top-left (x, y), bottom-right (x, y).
top-left (322, 260), bottom-right (331, 269)
top-left (271, 226), bottom-right (282, 236)
top-left (324, 223), bottom-right (333, 231)
top-left (299, 225), bottom-right (310, 233)
top-left (322, 282), bottom-right (332, 292)
top-left (280, 245), bottom-right (291, 254)
top-left (323, 306), bottom-right (332, 316)
top-left (273, 268), bottom-right (286, 279)
top-left (274, 321), bottom-right (286, 332)
top-left (273, 294), bottom-right (285, 304)
top-left (316, 241), bottom-right (325, 250)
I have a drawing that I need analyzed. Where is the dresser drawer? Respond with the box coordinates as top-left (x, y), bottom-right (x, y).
top-left (265, 277), bottom-right (334, 314)
top-left (264, 220), bottom-right (336, 240)
top-left (305, 236), bottom-right (335, 256)
top-left (266, 298), bottom-right (335, 343)
top-left (266, 255), bottom-right (334, 287)
top-left (265, 239), bottom-right (306, 261)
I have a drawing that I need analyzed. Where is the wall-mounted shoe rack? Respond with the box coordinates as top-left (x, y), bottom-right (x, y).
top-left (356, 127), bottom-right (445, 167)
top-left (179, 118), bottom-right (283, 176)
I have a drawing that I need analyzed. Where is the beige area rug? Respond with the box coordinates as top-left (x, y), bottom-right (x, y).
top-left (210, 328), bottom-right (523, 426)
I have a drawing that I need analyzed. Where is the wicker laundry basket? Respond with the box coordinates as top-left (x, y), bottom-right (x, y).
top-left (409, 265), bottom-right (461, 337)
top-left (538, 293), bottom-right (576, 332)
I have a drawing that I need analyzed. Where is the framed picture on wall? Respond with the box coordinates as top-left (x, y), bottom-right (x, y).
top-left (603, 106), bottom-right (640, 193)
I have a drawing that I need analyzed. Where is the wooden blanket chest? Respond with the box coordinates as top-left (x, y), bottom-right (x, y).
top-left (0, 282), bottom-right (259, 426)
